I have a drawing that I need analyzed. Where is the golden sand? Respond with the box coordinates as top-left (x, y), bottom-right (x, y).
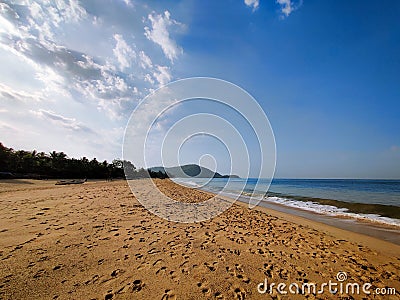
top-left (0, 179), bottom-right (399, 299)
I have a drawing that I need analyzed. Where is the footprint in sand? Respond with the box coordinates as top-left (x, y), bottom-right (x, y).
top-left (33, 269), bottom-right (46, 278)
top-left (169, 270), bottom-right (178, 281)
top-left (278, 268), bottom-right (289, 280)
top-left (197, 281), bottom-right (211, 296)
top-left (235, 263), bottom-right (244, 272)
top-left (161, 289), bottom-right (177, 300)
top-left (233, 287), bottom-right (246, 300)
top-left (153, 258), bottom-right (163, 266)
top-left (204, 261), bottom-right (218, 272)
top-left (156, 266), bottom-right (167, 275)
top-left (214, 291), bottom-right (225, 299)
top-left (217, 253), bottom-right (226, 261)
top-left (227, 264), bottom-right (250, 284)
top-left (84, 274), bottom-right (100, 285)
top-left (135, 253), bottom-right (143, 260)
top-left (148, 248), bottom-right (160, 255)
top-left (111, 269), bottom-right (124, 277)
top-left (104, 291), bottom-right (114, 299)
top-left (181, 267), bottom-right (190, 275)
top-left (201, 287), bottom-right (211, 295)
top-left (262, 263), bottom-right (274, 278)
top-left (132, 279), bottom-right (145, 292)
top-left (236, 273), bottom-right (250, 284)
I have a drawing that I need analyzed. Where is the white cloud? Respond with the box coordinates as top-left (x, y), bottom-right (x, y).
top-left (1, 30), bottom-right (135, 116)
top-left (123, 0), bottom-right (133, 7)
top-left (0, 121), bottom-right (19, 133)
top-left (276, 0), bottom-right (302, 18)
top-left (0, 1), bottom-right (186, 161)
top-left (53, 0), bottom-right (87, 23)
top-left (144, 10), bottom-right (183, 63)
top-left (0, 2), bottom-right (183, 119)
top-left (0, 121), bottom-right (24, 141)
top-left (0, 3), bottom-right (22, 37)
top-left (113, 33), bottom-right (136, 71)
top-left (144, 73), bottom-right (155, 85)
top-left (25, 0), bottom-right (87, 40)
top-left (139, 50), bottom-right (153, 69)
top-left (244, 0), bottom-right (259, 11)
top-left (31, 109), bottom-right (95, 133)
top-left (0, 83), bottom-right (44, 103)
top-left (153, 65), bottom-right (172, 86)
top-left (244, 0), bottom-right (301, 16)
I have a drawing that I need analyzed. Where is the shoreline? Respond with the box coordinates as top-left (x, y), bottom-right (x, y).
top-left (233, 196), bottom-right (400, 256)
top-left (175, 178), bottom-right (400, 224)
top-left (238, 194), bottom-right (400, 245)
top-left (151, 178), bottom-right (400, 254)
top-left (185, 186), bottom-right (400, 250)
top-left (178, 182), bottom-right (400, 245)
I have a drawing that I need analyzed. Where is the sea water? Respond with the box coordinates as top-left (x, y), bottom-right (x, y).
top-left (173, 178), bottom-right (400, 228)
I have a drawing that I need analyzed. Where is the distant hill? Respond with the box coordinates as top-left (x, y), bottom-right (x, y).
top-left (149, 164), bottom-right (239, 179)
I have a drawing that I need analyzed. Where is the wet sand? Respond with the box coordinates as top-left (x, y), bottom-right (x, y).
top-left (0, 179), bottom-right (399, 299)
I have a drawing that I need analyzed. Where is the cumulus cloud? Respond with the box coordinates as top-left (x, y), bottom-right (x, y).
top-left (153, 65), bottom-right (172, 87)
top-left (244, 0), bottom-right (260, 11)
top-left (113, 34), bottom-right (136, 71)
top-left (143, 73), bottom-right (155, 85)
top-left (139, 50), bottom-right (153, 69)
top-left (0, 1), bottom-right (184, 118)
top-left (1, 32), bottom-right (134, 112)
top-left (244, 0), bottom-right (301, 16)
top-left (26, 0), bottom-right (87, 40)
top-left (144, 10), bottom-right (183, 62)
top-left (0, 1), bottom-right (186, 160)
top-left (276, 0), bottom-right (302, 18)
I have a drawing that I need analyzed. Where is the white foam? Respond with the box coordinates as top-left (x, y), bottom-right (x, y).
top-left (173, 180), bottom-right (400, 228)
top-left (263, 196), bottom-right (400, 228)
top-left (172, 179), bottom-right (201, 188)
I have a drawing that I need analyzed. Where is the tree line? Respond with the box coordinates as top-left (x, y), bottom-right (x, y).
top-left (0, 142), bottom-right (167, 180)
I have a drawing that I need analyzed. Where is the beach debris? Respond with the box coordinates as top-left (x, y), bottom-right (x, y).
top-left (55, 179), bottom-right (87, 185)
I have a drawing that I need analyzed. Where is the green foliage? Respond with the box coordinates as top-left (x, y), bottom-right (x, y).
top-left (0, 142), bottom-right (167, 180)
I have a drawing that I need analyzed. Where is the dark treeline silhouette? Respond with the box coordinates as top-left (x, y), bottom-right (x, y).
top-left (0, 142), bottom-right (168, 180)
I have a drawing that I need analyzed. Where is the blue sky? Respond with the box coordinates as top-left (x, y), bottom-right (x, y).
top-left (0, 0), bottom-right (399, 178)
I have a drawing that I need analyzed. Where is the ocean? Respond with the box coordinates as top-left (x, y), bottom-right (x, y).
top-left (173, 178), bottom-right (400, 228)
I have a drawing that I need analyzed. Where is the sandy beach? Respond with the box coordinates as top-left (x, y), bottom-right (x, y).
top-left (0, 179), bottom-right (399, 299)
